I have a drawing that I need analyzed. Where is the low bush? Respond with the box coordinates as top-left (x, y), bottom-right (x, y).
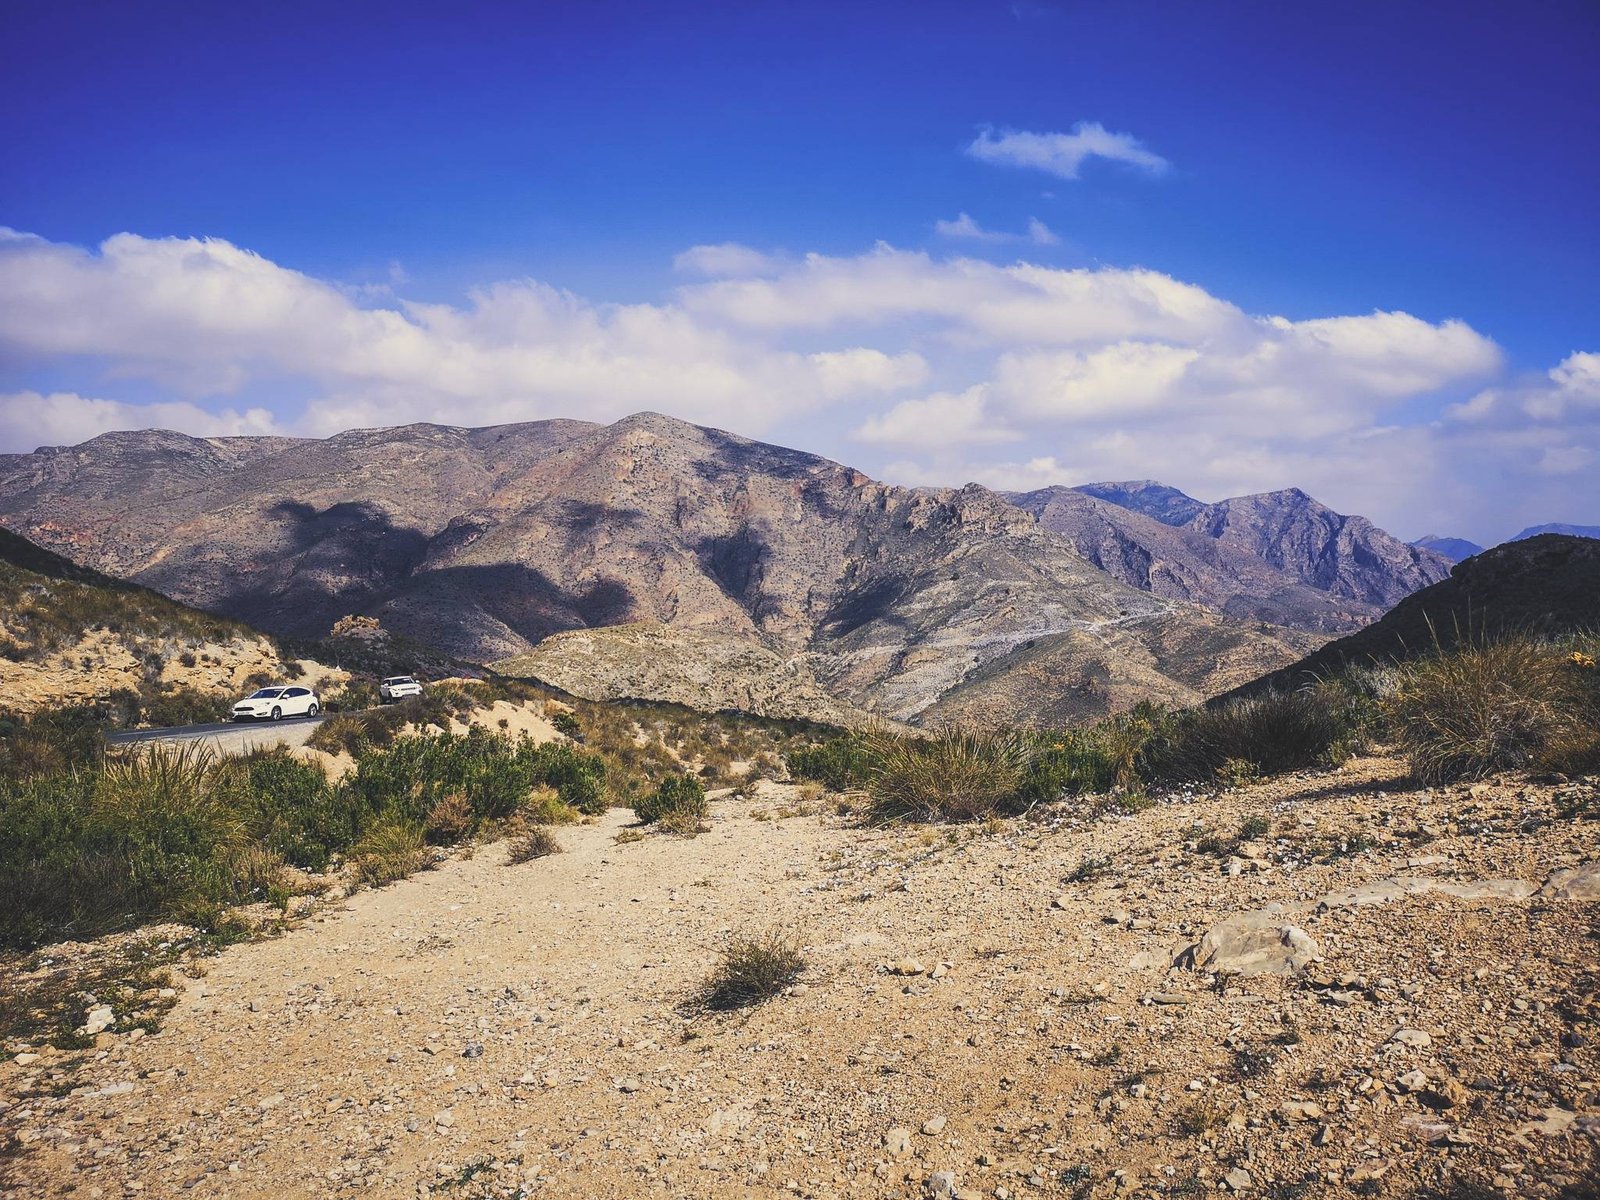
top-left (1386, 634), bottom-right (1600, 783)
top-left (698, 930), bottom-right (806, 1010)
top-left (1016, 730), bottom-right (1117, 805)
top-left (506, 824), bottom-right (562, 863)
top-left (1143, 689), bottom-right (1353, 785)
top-left (865, 727), bottom-right (1036, 822)
top-left (634, 772), bottom-right (707, 825)
top-left (351, 819), bottom-right (429, 887)
top-left (519, 785), bottom-right (580, 825)
top-left (787, 734), bottom-right (874, 792)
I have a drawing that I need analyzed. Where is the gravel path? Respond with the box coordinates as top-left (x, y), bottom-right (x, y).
top-left (4, 760), bottom-right (1598, 1199)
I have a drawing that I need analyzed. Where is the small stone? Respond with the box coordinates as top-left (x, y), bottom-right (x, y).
top-left (1223, 1167), bottom-right (1253, 1191)
top-left (884, 1126), bottom-right (914, 1157)
top-left (462, 1043), bottom-right (484, 1059)
top-left (921, 1115), bottom-right (948, 1135)
top-left (434, 1110), bottom-right (455, 1128)
top-left (927, 1170), bottom-right (959, 1198)
top-left (1391, 1028), bottom-right (1431, 1049)
top-left (13, 1053), bottom-right (40, 1066)
top-left (257, 1094), bottom-right (284, 1111)
top-left (1105, 909), bottom-right (1131, 926)
top-left (1397, 1070), bottom-right (1429, 1093)
top-left (1281, 1101), bottom-right (1324, 1122)
top-left (889, 960), bottom-right (928, 976)
top-left (616, 1078), bottom-right (642, 1093)
top-left (80, 1006), bottom-right (115, 1036)
top-left (1052, 894), bottom-right (1072, 910)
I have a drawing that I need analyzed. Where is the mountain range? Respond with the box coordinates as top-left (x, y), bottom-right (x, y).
top-left (0, 413), bottom-right (1460, 725)
top-left (1411, 523), bottom-right (1600, 564)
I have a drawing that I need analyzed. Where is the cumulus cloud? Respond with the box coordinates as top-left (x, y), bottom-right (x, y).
top-left (967, 123), bottom-right (1170, 180)
top-left (0, 225), bottom-right (1586, 541)
top-left (0, 390), bottom-right (281, 451)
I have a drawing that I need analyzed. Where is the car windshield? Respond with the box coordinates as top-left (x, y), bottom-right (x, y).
top-left (384, 677), bottom-right (415, 685)
top-left (248, 688), bottom-right (285, 699)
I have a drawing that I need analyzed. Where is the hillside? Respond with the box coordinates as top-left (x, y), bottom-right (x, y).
top-left (1230, 533), bottom-right (1600, 696)
top-left (1009, 487), bottom-right (1381, 633)
top-left (1071, 480), bottom-right (1452, 608)
top-left (0, 527), bottom-right (320, 716)
top-left (0, 414), bottom-right (1328, 725)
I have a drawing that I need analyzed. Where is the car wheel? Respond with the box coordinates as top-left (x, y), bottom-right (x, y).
top-left (271, 706), bottom-right (283, 721)
top-left (307, 703), bottom-right (319, 718)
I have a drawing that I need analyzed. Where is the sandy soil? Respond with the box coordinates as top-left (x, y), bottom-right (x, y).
top-left (3, 757), bottom-right (1597, 1200)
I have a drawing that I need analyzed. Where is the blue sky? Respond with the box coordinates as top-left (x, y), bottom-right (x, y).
top-left (1, 0), bottom-right (1596, 543)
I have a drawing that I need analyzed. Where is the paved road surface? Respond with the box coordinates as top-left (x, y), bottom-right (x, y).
top-left (108, 715), bottom-right (329, 755)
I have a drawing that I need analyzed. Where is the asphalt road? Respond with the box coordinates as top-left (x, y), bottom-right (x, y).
top-left (108, 715), bottom-right (329, 754)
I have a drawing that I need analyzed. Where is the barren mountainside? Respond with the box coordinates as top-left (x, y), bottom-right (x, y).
top-left (0, 414), bottom-right (1432, 724)
top-left (1073, 480), bottom-right (1453, 609)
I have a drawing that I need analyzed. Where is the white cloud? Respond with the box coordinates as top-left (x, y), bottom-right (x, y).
top-left (672, 242), bottom-right (784, 278)
top-left (0, 390), bottom-right (281, 451)
top-left (854, 387), bottom-right (1019, 451)
top-left (967, 123), bottom-right (1170, 181)
top-left (0, 225), bottom-right (1586, 542)
top-left (935, 213), bottom-right (1060, 246)
top-left (934, 213), bottom-right (1008, 243)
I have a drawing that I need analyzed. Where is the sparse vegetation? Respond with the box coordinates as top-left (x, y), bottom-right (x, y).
top-left (506, 823), bottom-right (562, 863)
top-left (697, 929), bottom-right (806, 1010)
top-left (1385, 631), bottom-right (1600, 783)
top-left (864, 726), bottom-right (1037, 822)
top-left (634, 772), bottom-right (708, 825)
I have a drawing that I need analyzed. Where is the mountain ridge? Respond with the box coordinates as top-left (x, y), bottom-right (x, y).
top-left (0, 412), bottom-right (1443, 725)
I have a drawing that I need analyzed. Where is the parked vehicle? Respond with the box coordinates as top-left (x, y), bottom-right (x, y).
top-left (379, 675), bottom-right (424, 703)
top-left (231, 685), bottom-right (320, 722)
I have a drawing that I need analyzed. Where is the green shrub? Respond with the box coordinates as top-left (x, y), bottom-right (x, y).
top-left (787, 734), bottom-right (874, 792)
top-left (865, 727), bottom-right (1035, 822)
top-left (528, 741), bottom-right (609, 814)
top-left (1144, 689), bottom-right (1353, 784)
top-left (698, 930), bottom-right (806, 1010)
top-left (1385, 634), bottom-right (1600, 783)
top-left (518, 785), bottom-right (579, 825)
top-left (238, 748), bottom-right (350, 871)
top-left (0, 706), bottom-right (109, 784)
top-left (634, 772), bottom-right (707, 825)
top-left (1016, 730), bottom-right (1117, 804)
top-left (549, 710), bottom-right (582, 739)
top-left (351, 819), bottom-right (428, 886)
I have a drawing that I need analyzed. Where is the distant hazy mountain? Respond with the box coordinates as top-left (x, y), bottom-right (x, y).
top-left (0, 413), bottom-right (1318, 726)
top-left (1065, 482), bottom-right (1453, 611)
top-left (1410, 534), bottom-right (1484, 563)
top-left (1229, 534), bottom-right (1600, 698)
top-left (1511, 523), bottom-right (1600, 542)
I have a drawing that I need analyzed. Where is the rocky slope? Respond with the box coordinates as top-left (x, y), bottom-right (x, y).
top-left (1009, 488), bottom-right (1381, 633)
top-left (0, 414), bottom-right (1317, 725)
top-left (4, 754), bottom-right (1596, 1198)
top-left (1232, 533), bottom-right (1600, 696)
top-left (0, 527), bottom-right (323, 714)
top-left (1071, 481), bottom-right (1453, 609)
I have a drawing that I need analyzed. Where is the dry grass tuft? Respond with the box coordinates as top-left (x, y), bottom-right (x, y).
top-left (698, 929), bottom-right (806, 1011)
top-left (506, 824), bottom-right (563, 863)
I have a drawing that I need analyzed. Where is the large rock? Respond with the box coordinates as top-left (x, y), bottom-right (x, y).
top-left (1538, 863), bottom-right (1600, 901)
top-left (1182, 906), bottom-right (1319, 976)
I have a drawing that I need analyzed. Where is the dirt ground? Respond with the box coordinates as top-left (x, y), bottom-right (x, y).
top-left (2, 755), bottom-right (1597, 1200)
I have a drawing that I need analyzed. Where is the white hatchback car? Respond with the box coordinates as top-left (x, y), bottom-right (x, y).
top-left (379, 675), bottom-right (424, 703)
top-left (231, 685), bottom-right (321, 722)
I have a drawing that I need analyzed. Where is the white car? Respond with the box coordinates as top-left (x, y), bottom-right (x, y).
top-left (379, 675), bottom-right (423, 703)
top-left (231, 685), bottom-right (321, 722)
